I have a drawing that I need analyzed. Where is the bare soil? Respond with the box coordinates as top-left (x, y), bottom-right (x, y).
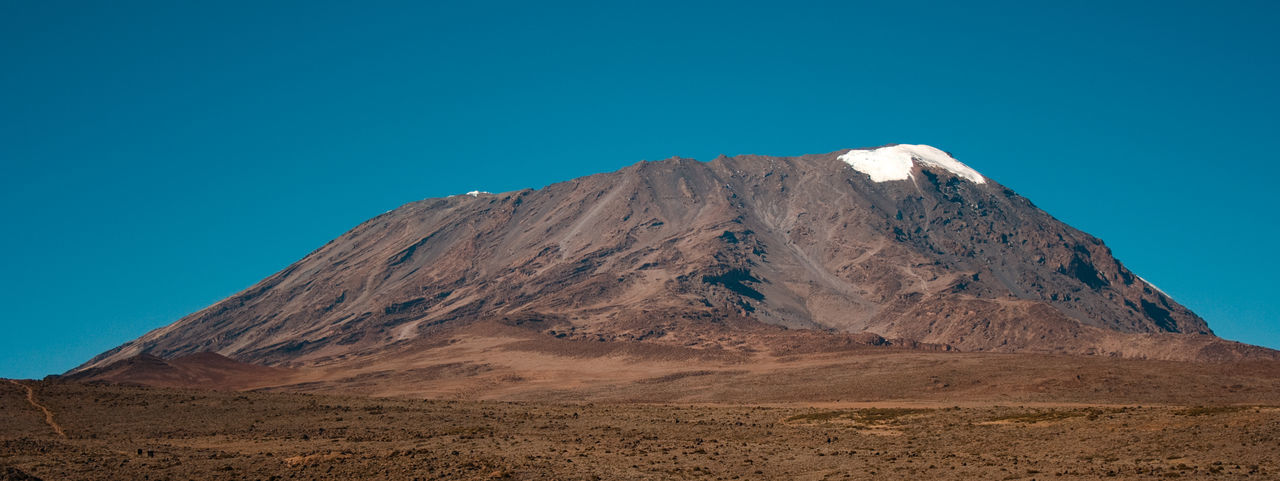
top-left (2, 381), bottom-right (1277, 480)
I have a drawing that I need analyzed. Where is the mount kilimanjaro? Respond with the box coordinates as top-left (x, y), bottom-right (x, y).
top-left (69, 144), bottom-right (1275, 394)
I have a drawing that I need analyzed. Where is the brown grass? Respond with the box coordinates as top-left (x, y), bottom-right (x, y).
top-left (786, 407), bottom-right (932, 424)
top-left (3, 382), bottom-right (1278, 480)
top-left (1174, 405), bottom-right (1249, 416)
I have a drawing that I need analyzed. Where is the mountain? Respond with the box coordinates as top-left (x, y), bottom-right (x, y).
top-left (74, 144), bottom-right (1274, 384)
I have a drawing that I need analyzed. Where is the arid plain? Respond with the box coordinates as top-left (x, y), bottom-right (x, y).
top-left (5, 346), bottom-right (1280, 480)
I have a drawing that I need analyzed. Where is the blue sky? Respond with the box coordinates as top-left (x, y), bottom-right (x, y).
top-left (2, 1), bottom-right (1278, 378)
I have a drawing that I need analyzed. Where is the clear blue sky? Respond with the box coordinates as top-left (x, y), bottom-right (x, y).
top-left (3, 1), bottom-right (1278, 379)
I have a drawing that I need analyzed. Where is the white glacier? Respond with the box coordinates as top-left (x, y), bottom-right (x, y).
top-left (838, 144), bottom-right (985, 184)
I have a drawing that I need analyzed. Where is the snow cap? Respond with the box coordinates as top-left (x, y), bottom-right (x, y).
top-left (839, 144), bottom-right (985, 184)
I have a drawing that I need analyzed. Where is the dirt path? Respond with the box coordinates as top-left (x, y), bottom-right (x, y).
top-left (8, 380), bottom-right (66, 438)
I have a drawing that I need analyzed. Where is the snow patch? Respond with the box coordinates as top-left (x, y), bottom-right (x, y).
top-left (838, 144), bottom-right (985, 184)
top-left (1137, 275), bottom-right (1169, 298)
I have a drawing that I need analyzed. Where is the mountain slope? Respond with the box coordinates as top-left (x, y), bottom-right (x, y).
top-left (62, 352), bottom-right (292, 390)
top-left (77, 144), bottom-right (1265, 374)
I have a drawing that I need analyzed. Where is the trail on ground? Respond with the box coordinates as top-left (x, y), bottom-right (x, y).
top-left (8, 380), bottom-right (66, 438)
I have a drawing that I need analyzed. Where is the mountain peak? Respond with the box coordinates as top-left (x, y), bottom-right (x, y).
top-left (839, 144), bottom-right (986, 184)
